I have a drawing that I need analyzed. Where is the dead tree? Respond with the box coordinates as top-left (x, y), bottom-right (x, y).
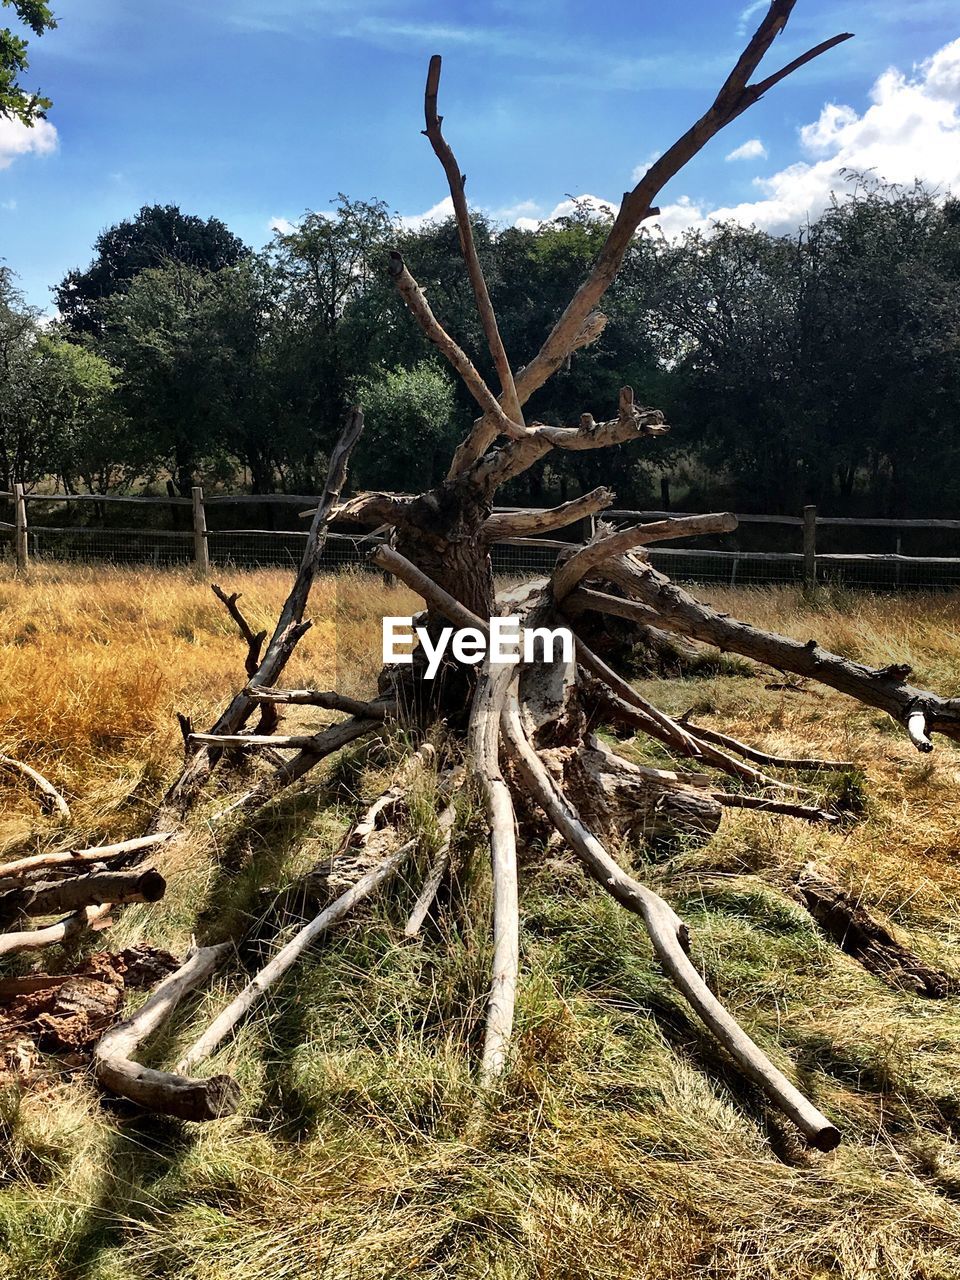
top-left (64, 1), bottom-right (960, 1145)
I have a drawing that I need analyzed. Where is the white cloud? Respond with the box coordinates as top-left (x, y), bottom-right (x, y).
top-left (398, 196), bottom-right (454, 230)
top-left (736, 1), bottom-right (769, 37)
top-left (704, 37), bottom-right (960, 235)
top-left (0, 117), bottom-right (58, 171)
top-left (1, 199), bottom-right (16, 212)
top-left (725, 138), bottom-right (767, 162)
top-left (268, 215), bottom-right (298, 234)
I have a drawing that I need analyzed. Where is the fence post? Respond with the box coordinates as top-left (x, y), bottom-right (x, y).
top-left (13, 482), bottom-right (28, 574)
top-left (802, 504), bottom-right (817, 589)
top-left (192, 486), bottom-right (209, 576)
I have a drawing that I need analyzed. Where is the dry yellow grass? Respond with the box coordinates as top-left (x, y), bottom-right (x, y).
top-left (3, 564), bottom-right (960, 1280)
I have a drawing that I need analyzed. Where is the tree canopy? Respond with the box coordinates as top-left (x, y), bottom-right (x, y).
top-left (0, 0), bottom-right (56, 124)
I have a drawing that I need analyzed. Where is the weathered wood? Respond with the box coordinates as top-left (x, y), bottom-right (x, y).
top-left (159, 408), bottom-right (364, 817)
top-left (0, 753), bottom-right (70, 819)
top-left (176, 840), bottom-right (417, 1072)
top-left (0, 867), bottom-right (165, 926)
top-left (483, 487), bottom-right (615, 541)
top-left (423, 54), bottom-right (522, 429)
top-left (245, 689), bottom-right (396, 719)
top-left (552, 512), bottom-right (738, 602)
top-left (388, 252), bottom-right (527, 443)
top-left (713, 794), bottom-right (837, 824)
top-left (211, 716), bottom-right (382, 818)
top-left (94, 944), bottom-right (240, 1121)
top-left (0, 831), bottom-right (174, 879)
top-left (501, 692), bottom-right (841, 1151)
top-left (508, 3), bottom-right (850, 409)
top-left (13, 481), bottom-right (28, 573)
top-left (678, 719), bottom-right (853, 773)
top-left (470, 662), bottom-right (520, 1084)
top-left (795, 865), bottom-right (955, 997)
top-left (211, 584), bottom-right (266, 678)
top-left (403, 788), bottom-right (459, 938)
top-left (192, 486), bottom-right (209, 576)
top-left (803, 504), bottom-right (817, 589)
top-left (0, 904), bottom-right (112, 956)
top-left (604, 555), bottom-right (960, 748)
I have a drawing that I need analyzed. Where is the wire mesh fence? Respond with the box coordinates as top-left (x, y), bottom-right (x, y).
top-left (2, 492), bottom-right (960, 591)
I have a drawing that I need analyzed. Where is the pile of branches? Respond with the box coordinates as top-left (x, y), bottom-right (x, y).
top-left (4, 2), bottom-right (959, 1152)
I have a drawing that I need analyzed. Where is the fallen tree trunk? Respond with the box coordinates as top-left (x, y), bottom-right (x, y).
top-left (602, 558), bottom-right (960, 748)
top-left (0, 868), bottom-right (165, 927)
top-left (794, 865), bottom-right (955, 997)
top-left (0, 832), bottom-right (174, 880)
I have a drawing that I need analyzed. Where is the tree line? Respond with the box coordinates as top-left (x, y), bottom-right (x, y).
top-left (2, 177), bottom-right (959, 515)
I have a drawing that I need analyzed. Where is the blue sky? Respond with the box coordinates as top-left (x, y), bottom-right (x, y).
top-left (2, 0), bottom-right (959, 311)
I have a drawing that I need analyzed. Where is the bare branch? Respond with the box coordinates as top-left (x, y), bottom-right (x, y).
top-left (678, 718), bottom-right (854, 773)
top-left (0, 867), bottom-right (165, 926)
top-left (472, 387), bottom-right (668, 493)
top-left (245, 689), bottom-right (396, 719)
top-left (713, 793), bottom-right (837, 824)
top-left (552, 511), bottom-right (738, 601)
top-left (0, 904), bottom-right (111, 957)
top-left (512, 2), bottom-right (852, 405)
top-left (0, 832), bottom-right (175, 880)
top-left (482, 487), bottom-right (615, 541)
top-left (423, 54), bottom-right (523, 427)
top-left (94, 944), bottom-right (240, 1122)
top-left (388, 252), bottom-right (527, 441)
top-left (470, 662), bottom-right (519, 1084)
top-left (0, 753), bottom-right (70, 819)
top-left (159, 408), bottom-right (364, 818)
top-left (211, 585), bottom-right (267, 678)
top-left (370, 545), bottom-right (490, 634)
top-left (501, 691), bottom-right (840, 1151)
top-left (603, 554), bottom-right (960, 749)
top-left (175, 840), bottom-right (417, 1073)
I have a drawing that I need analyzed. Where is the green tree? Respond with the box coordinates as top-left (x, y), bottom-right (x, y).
top-left (355, 362), bottom-right (456, 492)
top-left (56, 204), bottom-right (250, 336)
top-left (1, 1), bottom-right (56, 124)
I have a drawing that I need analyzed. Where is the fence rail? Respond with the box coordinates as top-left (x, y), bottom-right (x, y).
top-left (2, 489), bottom-right (959, 590)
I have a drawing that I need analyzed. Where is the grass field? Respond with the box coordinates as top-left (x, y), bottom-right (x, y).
top-left (3, 563), bottom-right (960, 1279)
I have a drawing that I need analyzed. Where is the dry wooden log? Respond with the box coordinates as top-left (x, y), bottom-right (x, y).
top-left (794, 865), bottom-right (955, 997)
top-left (552, 512), bottom-right (738, 602)
top-left (713, 794), bottom-right (837, 824)
top-left (482, 487), bottom-right (615, 541)
top-left (0, 832), bottom-right (174, 880)
top-left (244, 689), bottom-right (397, 719)
top-left (189, 732), bottom-right (355, 751)
top-left (470, 662), bottom-right (520, 1084)
top-left (501, 692), bottom-right (840, 1151)
top-left (0, 753), bottom-right (70, 820)
top-left (0, 904), bottom-right (112, 957)
top-left (678, 718), bottom-right (854, 773)
top-left (94, 943), bottom-right (240, 1121)
top-left (0, 868), bottom-right (165, 927)
top-left (371, 544), bottom-right (491, 636)
top-left (603, 555), bottom-right (960, 748)
top-left (540, 736), bottom-right (722, 842)
top-left (176, 839), bottom-right (417, 1072)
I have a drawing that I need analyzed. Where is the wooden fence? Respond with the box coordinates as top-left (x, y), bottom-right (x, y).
top-left (2, 488), bottom-right (960, 590)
